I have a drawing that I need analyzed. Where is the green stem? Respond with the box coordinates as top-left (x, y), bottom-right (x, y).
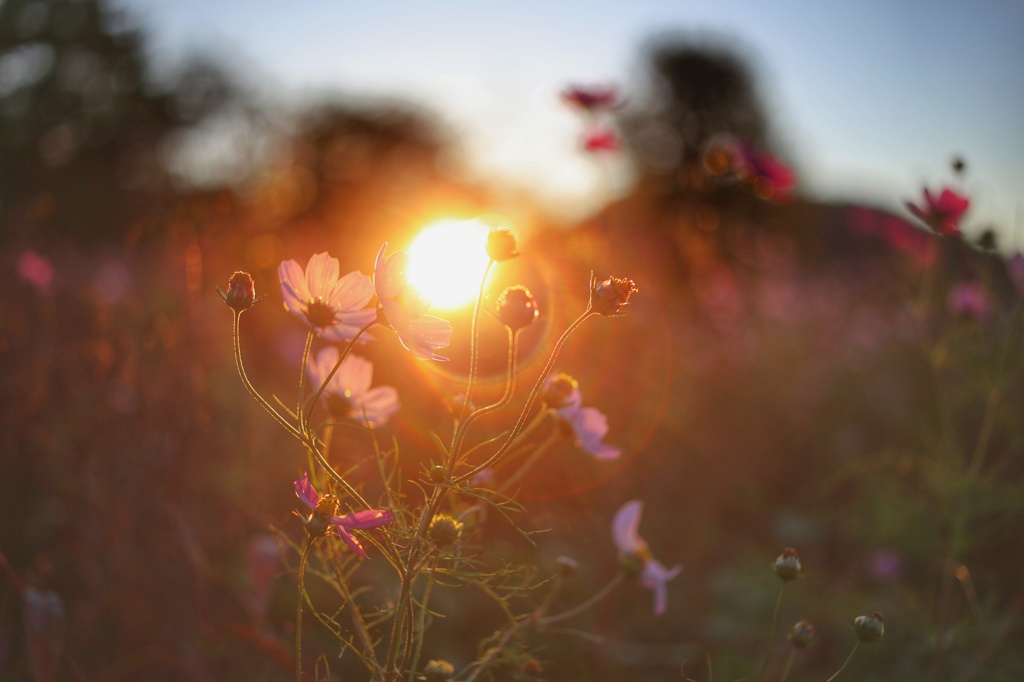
top-left (824, 641), bottom-right (860, 682)
top-left (451, 328), bottom-right (517, 467)
top-left (232, 311), bottom-right (302, 440)
top-left (452, 259), bottom-right (495, 450)
top-left (406, 557), bottom-right (438, 682)
top-left (297, 330), bottom-right (314, 428)
top-left (540, 572), bottom-right (625, 625)
top-left (496, 430), bottom-right (558, 495)
top-left (756, 583), bottom-right (785, 682)
top-left (295, 542), bottom-right (312, 682)
top-left (303, 321), bottom-right (376, 436)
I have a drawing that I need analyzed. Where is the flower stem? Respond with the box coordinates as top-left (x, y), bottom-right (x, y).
top-left (540, 571), bottom-right (625, 625)
top-left (295, 541), bottom-right (312, 682)
top-left (824, 641), bottom-right (860, 682)
top-left (297, 330), bottom-right (314, 427)
top-left (452, 259), bottom-right (495, 442)
top-left (756, 583), bottom-right (786, 682)
top-left (303, 321), bottom-right (376, 436)
top-left (232, 311), bottom-right (302, 440)
top-left (496, 430), bottom-right (558, 495)
top-left (779, 648), bottom-right (796, 682)
top-left (406, 556), bottom-right (438, 682)
top-left (451, 328), bottom-right (518, 466)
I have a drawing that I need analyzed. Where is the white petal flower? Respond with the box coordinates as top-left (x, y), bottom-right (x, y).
top-left (547, 376), bottom-right (620, 460)
top-left (307, 347), bottom-right (400, 427)
top-left (374, 243), bottom-right (452, 361)
top-left (278, 252), bottom-right (376, 342)
top-left (611, 500), bottom-right (681, 616)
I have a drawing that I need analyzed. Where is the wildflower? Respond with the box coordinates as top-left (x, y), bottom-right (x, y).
top-left (293, 473), bottom-right (393, 559)
top-left (307, 347), bottom-right (399, 427)
top-left (906, 187), bottom-right (969, 236)
top-left (612, 500), bottom-right (681, 616)
top-left (853, 612), bottom-right (885, 643)
top-left (278, 252), bottom-right (376, 341)
top-left (496, 286), bottom-right (539, 331)
top-left (582, 127), bottom-right (620, 153)
top-left (545, 374), bottom-right (621, 460)
top-left (374, 242), bottom-right (453, 361)
top-left (428, 514), bottom-right (463, 548)
top-left (947, 282), bottom-right (990, 320)
top-left (422, 659), bottom-right (455, 682)
top-left (591, 276), bottom-right (638, 316)
top-left (730, 143), bottom-right (796, 200)
top-left (561, 84), bottom-right (619, 112)
top-left (218, 271), bottom-right (257, 312)
top-left (486, 227), bottom-right (520, 262)
top-left (773, 548), bottom-right (802, 582)
top-left (788, 620), bottom-right (815, 649)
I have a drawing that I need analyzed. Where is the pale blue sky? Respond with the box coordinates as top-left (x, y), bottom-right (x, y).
top-left (123, 0), bottom-right (1023, 243)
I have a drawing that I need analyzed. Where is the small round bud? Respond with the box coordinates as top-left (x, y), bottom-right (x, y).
top-left (429, 465), bottom-right (447, 484)
top-left (555, 556), bottom-right (578, 578)
top-left (486, 227), bottom-right (519, 262)
top-left (788, 620), bottom-right (815, 649)
top-left (428, 514), bottom-right (463, 548)
top-left (221, 271), bottom-right (256, 311)
top-left (541, 373), bottom-right (579, 410)
top-left (496, 286), bottom-right (539, 331)
top-left (591, 276), bottom-right (638, 316)
top-left (422, 659), bottom-right (455, 682)
top-left (519, 658), bottom-right (543, 680)
top-left (773, 548), bottom-right (802, 582)
top-left (853, 612), bottom-right (884, 643)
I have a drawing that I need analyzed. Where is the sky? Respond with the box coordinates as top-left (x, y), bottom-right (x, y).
top-left (121, 0), bottom-right (1024, 244)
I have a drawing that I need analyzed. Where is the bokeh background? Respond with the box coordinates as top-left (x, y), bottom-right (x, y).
top-left (2, 0), bottom-right (1023, 680)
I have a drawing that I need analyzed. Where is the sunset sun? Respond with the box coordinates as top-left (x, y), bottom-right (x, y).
top-left (406, 219), bottom-right (493, 309)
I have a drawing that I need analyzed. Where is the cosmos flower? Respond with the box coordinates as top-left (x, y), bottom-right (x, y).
top-left (561, 84), bottom-right (619, 112)
top-left (544, 374), bottom-right (621, 461)
top-left (612, 500), bottom-right (681, 616)
top-left (582, 128), bottom-right (620, 153)
top-left (730, 144), bottom-right (796, 200)
top-left (278, 252), bottom-right (377, 342)
top-left (294, 473), bottom-right (394, 559)
top-left (374, 242), bottom-right (453, 361)
top-left (906, 187), bottom-right (970, 236)
top-left (307, 347), bottom-right (400, 427)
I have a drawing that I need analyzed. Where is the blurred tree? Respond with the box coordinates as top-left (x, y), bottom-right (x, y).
top-left (0, 0), bottom-right (236, 244)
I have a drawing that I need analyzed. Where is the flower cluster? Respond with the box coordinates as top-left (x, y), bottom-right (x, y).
top-left (562, 83), bottom-right (622, 155)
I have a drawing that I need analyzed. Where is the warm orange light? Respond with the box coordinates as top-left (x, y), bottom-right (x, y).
top-left (406, 219), bottom-right (492, 309)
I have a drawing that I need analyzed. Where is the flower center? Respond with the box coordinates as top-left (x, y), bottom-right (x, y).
top-left (305, 298), bottom-right (337, 328)
top-left (325, 394), bottom-right (353, 417)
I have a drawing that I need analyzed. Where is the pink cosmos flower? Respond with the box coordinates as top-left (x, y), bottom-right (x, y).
top-left (374, 243), bottom-right (453, 361)
top-left (294, 473), bottom-right (394, 559)
top-left (906, 187), bottom-right (970, 236)
top-left (612, 500), bottom-right (681, 616)
top-left (730, 144), bottom-right (796, 200)
top-left (583, 128), bottom-right (620, 153)
top-left (561, 84), bottom-right (619, 112)
top-left (946, 282), bottom-right (990, 320)
top-left (307, 347), bottom-right (400, 427)
top-left (278, 252), bottom-right (377, 342)
top-left (545, 375), bottom-right (621, 460)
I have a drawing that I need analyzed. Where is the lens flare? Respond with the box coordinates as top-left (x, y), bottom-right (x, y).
top-left (406, 219), bottom-right (492, 310)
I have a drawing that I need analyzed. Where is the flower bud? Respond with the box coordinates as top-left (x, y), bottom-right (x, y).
top-left (555, 556), bottom-right (578, 578)
top-left (541, 373), bottom-right (578, 410)
top-left (428, 514), bottom-right (463, 548)
top-left (788, 620), bottom-right (815, 648)
top-left (853, 612), bottom-right (884, 643)
top-left (486, 227), bottom-right (519, 262)
top-left (496, 286), bottom-right (539, 331)
top-left (422, 659), bottom-right (455, 682)
top-left (519, 658), bottom-right (544, 680)
top-left (429, 465), bottom-right (447, 484)
top-left (773, 548), bottom-right (802, 582)
top-left (220, 271), bottom-right (256, 311)
top-left (591, 276), bottom-right (638, 316)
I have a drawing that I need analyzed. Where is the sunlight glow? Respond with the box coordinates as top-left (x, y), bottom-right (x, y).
top-left (406, 219), bottom-right (493, 310)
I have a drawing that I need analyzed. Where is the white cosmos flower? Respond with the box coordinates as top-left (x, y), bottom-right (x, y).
top-left (612, 500), bottom-right (681, 616)
top-left (547, 378), bottom-right (621, 461)
top-left (373, 242), bottom-right (452, 361)
top-left (278, 252), bottom-right (376, 342)
top-left (307, 347), bottom-right (400, 428)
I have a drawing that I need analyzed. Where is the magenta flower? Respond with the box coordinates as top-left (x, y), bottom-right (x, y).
top-left (582, 128), bottom-right (620, 153)
top-left (946, 282), bottom-right (990, 320)
top-left (278, 252), bottom-right (377, 341)
top-left (307, 347), bottom-right (400, 427)
top-left (294, 473), bottom-right (394, 558)
top-left (561, 84), bottom-right (619, 112)
top-left (374, 243), bottom-right (453, 361)
top-left (612, 500), bottom-right (681, 616)
top-left (730, 144), bottom-right (796, 200)
top-left (906, 187), bottom-right (969, 236)
top-left (546, 375), bottom-right (621, 460)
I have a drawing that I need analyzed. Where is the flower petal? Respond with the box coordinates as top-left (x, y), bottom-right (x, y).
top-left (328, 270), bottom-right (374, 313)
top-left (338, 354), bottom-right (374, 396)
top-left (612, 500), bottom-right (643, 554)
top-left (279, 259), bottom-right (310, 317)
top-left (641, 559), bottom-right (681, 616)
top-left (305, 252), bottom-right (340, 300)
top-left (294, 472), bottom-right (318, 509)
top-left (333, 525), bottom-right (369, 560)
top-left (318, 308), bottom-right (379, 343)
top-left (398, 314), bottom-right (452, 361)
top-left (333, 508), bottom-right (395, 530)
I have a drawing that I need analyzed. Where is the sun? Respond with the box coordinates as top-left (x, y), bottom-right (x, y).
top-left (406, 219), bottom-right (493, 310)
